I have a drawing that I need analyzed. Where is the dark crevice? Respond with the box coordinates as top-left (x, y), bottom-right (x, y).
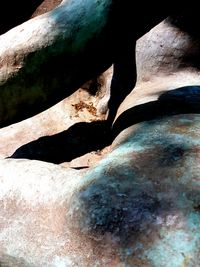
top-left (112, 86), bottom-right (200, 139)
top-left (9, 86), bottom-right (200, 164)
top-left (10, 120), bottom-right (112, 164)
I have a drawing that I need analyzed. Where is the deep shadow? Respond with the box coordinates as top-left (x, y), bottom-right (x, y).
top-left (107, 7), bottom-right (200, 124)
top-left (107, 42), bottom-right (137, 123)
top-left (0, 0), bottom-right (44, 34)
top-left (0, 2), bottom-right (182, 128)
top-left (104, 7), bottom-right (200, 125)
top-left (113, 85), bottom-right (200, 139)
top-left (10, 86), bottom-right (200, 164)
top-left (167, 6), bottom-right (200, 39)
top-left (10, 120), bottom-right (112, 164)
top-left (166, 9), bottom-right (200, 70)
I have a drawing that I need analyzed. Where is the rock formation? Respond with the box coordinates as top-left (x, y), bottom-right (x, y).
top-left (1, 3), bottom-right (200, 267)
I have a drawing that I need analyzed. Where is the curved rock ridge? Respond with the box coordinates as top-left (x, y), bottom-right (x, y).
top-left (1, 6), bottom-right (200, 267)
top-left (1, 114), bottom-right (200, 266)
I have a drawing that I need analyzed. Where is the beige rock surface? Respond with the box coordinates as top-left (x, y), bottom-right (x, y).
top-left (0, 66), bottom-right (113, 167)
top-left (1, 9), bottom-right (200, 267)
top-left (115, 18), bottom-right (200, 123)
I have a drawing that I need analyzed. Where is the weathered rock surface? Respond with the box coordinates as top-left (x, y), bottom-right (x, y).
top-left (31, 0), bottom-right (62, 18)
top-left (1, 8), bottom-right (200, 267)
top-left (0, 66), bottom-right (113, 167)
top-left (0, 0), bottom-right (175, 127)
top-left (0, 0), bottom-right (115, 127)
top-left (115, 15), bottom-right (200, 126)
top-left (1, 113), bottom-right (200, 266)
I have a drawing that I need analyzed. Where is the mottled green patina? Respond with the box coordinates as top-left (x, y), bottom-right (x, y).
top-left (69, 114), bottom-right (200, 266)
top-left (0, 0), bottom-right (113, 126)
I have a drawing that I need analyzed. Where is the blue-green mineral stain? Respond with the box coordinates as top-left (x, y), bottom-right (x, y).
top-left (145, 212), bottom-right (200, 267)
top-left (69, 114), bottom-right (200, 266)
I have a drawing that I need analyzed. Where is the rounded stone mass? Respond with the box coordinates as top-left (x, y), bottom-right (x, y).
top-left (68, 114), bottom-right (200, 267)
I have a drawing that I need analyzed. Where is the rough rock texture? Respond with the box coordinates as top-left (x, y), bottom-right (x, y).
top-left (1, 7), bottom-right (200, 267)
top-left (1, 113), bottom-right (200, 266)
top-left (0, 66), bottom-right (113, 166)
top-left (0, 0), bottom-right (173, 127)
top-left (31, 0), bottom-right (62, 18)
top-left (0, 0), bottom-right (115, 126)
top-left (71, 113), bottom-right (200, 267)
top-left (0, 0), bottom-right (114, 167)
top-left (114, 16), bottom-right (200, 127)
top-left (0, 0), bottom-right (113, 165)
